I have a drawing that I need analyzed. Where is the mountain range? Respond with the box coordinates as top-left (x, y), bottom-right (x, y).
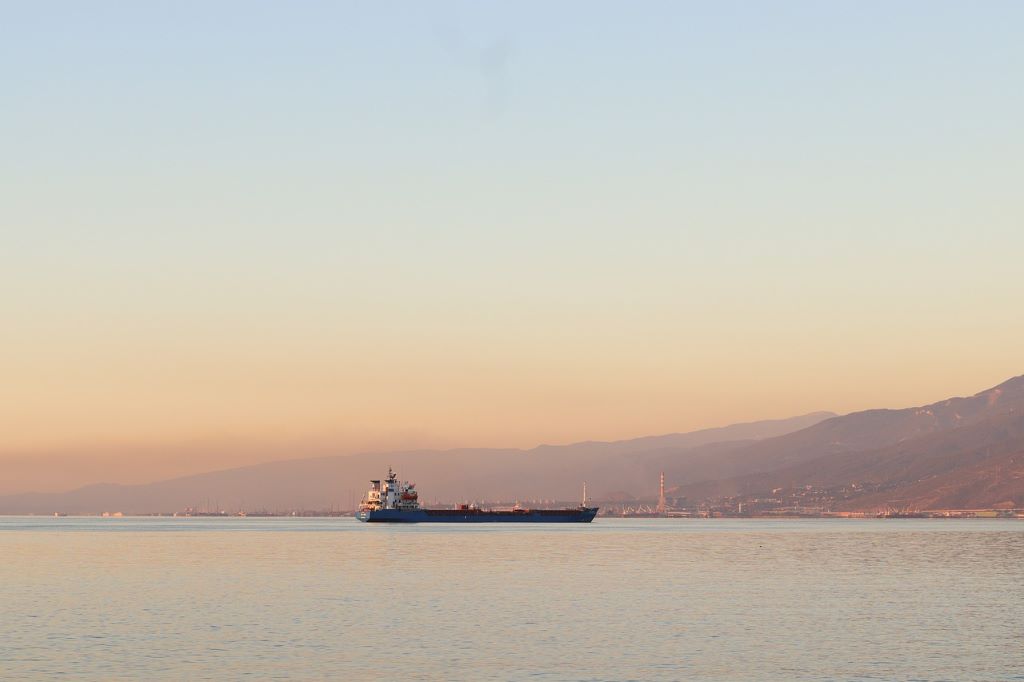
top-left (677, 377), bottom-right (1024, 510)
top-left (2, 375), bottom-right (1022, 514)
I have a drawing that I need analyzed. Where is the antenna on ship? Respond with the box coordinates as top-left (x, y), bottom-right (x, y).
top-left (582, 481), bottom-right (587, 508)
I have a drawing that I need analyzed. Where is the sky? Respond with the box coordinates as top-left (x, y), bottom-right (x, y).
top-left (2, 1), bottom-right (1023, 493)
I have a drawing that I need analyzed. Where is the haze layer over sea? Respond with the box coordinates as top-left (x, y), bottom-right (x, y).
top-left (2, 518), bottom-right (1022, 680)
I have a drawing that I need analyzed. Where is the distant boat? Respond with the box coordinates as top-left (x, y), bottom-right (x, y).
top-left (355, 468), bottom-right (598, 523)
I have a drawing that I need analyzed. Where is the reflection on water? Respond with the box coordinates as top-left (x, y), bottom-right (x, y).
top-left (2, 518), bottom-right (1022, 681)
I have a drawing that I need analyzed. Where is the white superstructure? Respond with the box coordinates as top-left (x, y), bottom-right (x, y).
top-left (360, 467), bottom-right (420, 512)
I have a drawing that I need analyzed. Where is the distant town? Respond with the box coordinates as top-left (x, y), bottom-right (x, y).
top-left (44, 478), bottom-right (1024, 521)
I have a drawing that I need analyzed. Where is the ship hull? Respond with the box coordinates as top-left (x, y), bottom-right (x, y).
top-left (356, 508), bottom-right (598, 523)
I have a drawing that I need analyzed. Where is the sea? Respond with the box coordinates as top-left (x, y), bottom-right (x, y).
top-left (1, 517), bottom-right (1022, 681)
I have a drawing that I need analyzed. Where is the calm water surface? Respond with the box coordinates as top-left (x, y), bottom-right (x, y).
top-left (1, 517), bottom-right (1022, 681)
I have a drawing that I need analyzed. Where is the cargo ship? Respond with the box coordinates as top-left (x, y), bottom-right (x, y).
top-left (355, 468), bottom-right (598, 523)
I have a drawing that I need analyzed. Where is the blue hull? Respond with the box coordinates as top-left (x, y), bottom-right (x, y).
top-left (356, 508), bottom-right (598, 523)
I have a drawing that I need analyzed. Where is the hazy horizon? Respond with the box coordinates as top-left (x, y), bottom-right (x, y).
top-left (4, 2), bottom-right (1023, 494)
top-left (7, 410), bottom-right (860, 497)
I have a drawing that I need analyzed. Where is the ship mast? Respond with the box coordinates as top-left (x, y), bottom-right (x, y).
top-left (582, 481), bottom-right (587, 508)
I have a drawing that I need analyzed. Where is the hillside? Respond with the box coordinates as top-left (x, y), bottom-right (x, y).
top-left (656, 375), bottom-right (1024, 492)
top-left (671, 377), bottom-right (1024, 510)
top-left (680, 411), bottom-right (1024, 505)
